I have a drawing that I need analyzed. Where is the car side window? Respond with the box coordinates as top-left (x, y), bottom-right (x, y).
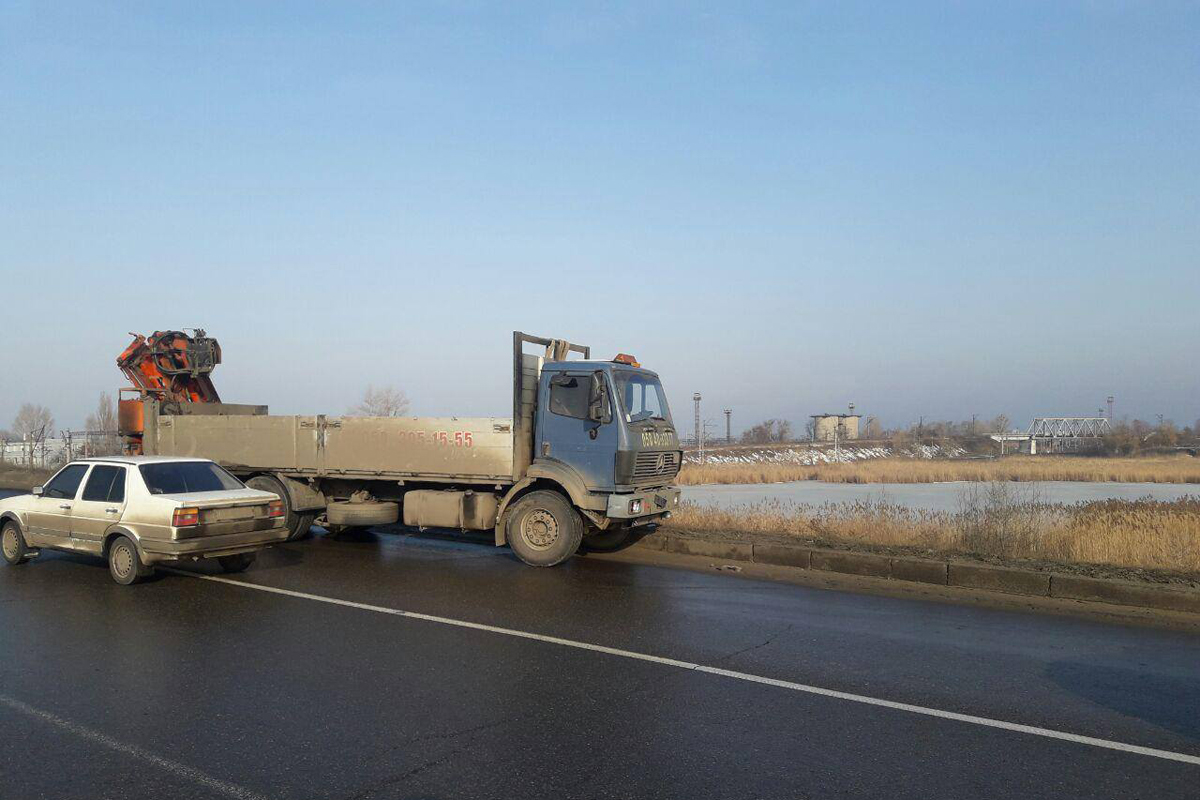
top-left (549, 375), bottom-right (590, 420)
top-left (107, 468), bottom-right (126, 503)
top-left (82, 465), bottom-right (126, 503)
top-left (42, 464), bottom-right (90, 500)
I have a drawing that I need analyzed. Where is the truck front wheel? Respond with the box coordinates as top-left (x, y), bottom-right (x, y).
top-left (505, 491), bottom-right (583, 567)
top-left (583, 524), bottom-right (633, 552)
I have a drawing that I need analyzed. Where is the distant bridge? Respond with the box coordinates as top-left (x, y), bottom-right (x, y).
top-left (991, 417), bottom-right (1111, 454)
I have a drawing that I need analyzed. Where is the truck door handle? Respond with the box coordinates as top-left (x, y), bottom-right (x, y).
top-left (105, 508), bottom-right (119, 514)
top-left (59, 504), bottom-right (72, 510)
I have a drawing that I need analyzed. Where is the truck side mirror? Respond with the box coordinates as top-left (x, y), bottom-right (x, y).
top-left (32, 486), bottom-right (43, 497)
top-left (588, 373), bottom-right (611, 424)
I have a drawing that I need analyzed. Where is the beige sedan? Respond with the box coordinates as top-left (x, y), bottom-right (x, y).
top-left (0, 456), bottom-right (288, 584)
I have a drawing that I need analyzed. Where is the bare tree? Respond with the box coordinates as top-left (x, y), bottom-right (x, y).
top-left (990, 414), bottom-right (1011, 434)
top-left (740, 419), bottom-right (792, 444)
top-left (349, 385), bottom-right (410, 417)
top-left (85, 393), bottom-right (117, 434)
top-left (12, 403), bottom-right (53, 466)
top-left (13, 403), bottom-right (54, 439)
top-left (85, 393), bottom-right (120, 455)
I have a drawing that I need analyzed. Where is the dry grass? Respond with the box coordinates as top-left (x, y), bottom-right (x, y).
top-left (666, 484), bottom-right (1200, 575)
top-left (0, 467), bottom-right (52, 491)
top-left (679, 455), bottom-right (1200, 486)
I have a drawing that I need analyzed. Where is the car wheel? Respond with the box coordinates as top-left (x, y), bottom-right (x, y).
top-left (246, 475), bottom-right (314, 541)
top-left (217, 552), bottom-right (256, 573)
top-left (1, 521), bottom-right (30, 565)
top-left (505, 490), bottom-right (583, 567)
top-left (107, 535), bottom-right (146, 585)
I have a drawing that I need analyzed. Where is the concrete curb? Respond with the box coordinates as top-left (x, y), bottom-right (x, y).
top-left (631, 533), bottom-right (1200, 615)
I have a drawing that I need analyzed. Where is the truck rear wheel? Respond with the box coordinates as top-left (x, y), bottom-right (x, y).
top-left (505, 490), bottom-right (583, 567)
top-left (246, 475), bottom-right (314, 541)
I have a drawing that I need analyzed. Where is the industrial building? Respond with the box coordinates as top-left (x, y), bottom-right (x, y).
top-left (810, 413), bottom-right (861, 442)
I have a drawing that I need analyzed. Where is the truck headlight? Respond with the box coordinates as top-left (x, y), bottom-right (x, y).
top-left (629, 499), bottom-right (643, 514)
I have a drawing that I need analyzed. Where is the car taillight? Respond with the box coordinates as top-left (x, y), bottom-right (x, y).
top-left (267, 499), bottom-right (285, 518)
top-left (172, 507), bottom-right (200, 527)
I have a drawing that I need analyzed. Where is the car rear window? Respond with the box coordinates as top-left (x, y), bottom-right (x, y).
top-left (139, 462), bottom-right (244, 495)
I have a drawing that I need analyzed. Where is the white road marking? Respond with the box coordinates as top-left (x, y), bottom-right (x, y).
top-left (168, 569), bottom-right (1200, 767)
top-left (0, 694), bottom-right (270, 800)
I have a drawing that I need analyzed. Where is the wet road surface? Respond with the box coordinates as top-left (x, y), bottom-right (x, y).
top-left (1, 525), bottom-right (1197, 799)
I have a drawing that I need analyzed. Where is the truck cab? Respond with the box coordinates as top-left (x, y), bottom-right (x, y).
top-left (536, 360), bottom-right (681, 496)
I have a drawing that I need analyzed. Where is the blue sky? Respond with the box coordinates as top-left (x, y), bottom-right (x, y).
top-left (1, 2), bottom-right (1197, 434)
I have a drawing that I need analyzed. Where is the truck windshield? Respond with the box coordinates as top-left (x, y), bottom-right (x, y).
top-left (614, 372), bottom-right (673, 425)
top-left (140, 462), bottom-right (244, 495)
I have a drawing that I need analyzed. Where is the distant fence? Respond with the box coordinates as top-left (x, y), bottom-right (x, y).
top-left (0, 431), bottom-right (121, 469)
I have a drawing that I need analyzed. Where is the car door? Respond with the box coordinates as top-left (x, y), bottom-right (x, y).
top-left (71, 465), bottom-right (127, 553)
top-left (24, 463), bottom-right (91, 546)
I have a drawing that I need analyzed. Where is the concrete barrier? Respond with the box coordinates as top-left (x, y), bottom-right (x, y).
top-left (751, 544), bottom-right (811, 569)
top-left (662, 537), bottom-right (753, 562)
top-left (949, 563), bottom-right (1051, 596)
top-left (630, 533), bottom-right (1199, 615)
top-left (810, 549), bottom-right (891, 578)
top-left (1051, 575), bottom-right (1200, 614)
top-left (890, 557), bottom-right (948, 585)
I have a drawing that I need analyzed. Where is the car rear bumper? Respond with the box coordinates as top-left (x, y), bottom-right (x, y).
top-left (139, 523), bottom-right (288, 563)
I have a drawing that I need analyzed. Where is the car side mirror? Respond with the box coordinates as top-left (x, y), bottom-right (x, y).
top-left (588, 373), bottom-right (611, 424)
top-left (31, 486), bottom-right (43, 497)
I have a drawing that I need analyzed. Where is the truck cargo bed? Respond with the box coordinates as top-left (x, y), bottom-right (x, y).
top-left (149, 412), bottom-right (516, 483)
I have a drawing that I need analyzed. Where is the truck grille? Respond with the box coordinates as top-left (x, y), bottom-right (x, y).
top-left (631, 451), bottom-right (680, 482)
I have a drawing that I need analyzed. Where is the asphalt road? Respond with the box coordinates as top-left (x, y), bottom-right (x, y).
top-left (1, 520), bottom-right (1198, 799)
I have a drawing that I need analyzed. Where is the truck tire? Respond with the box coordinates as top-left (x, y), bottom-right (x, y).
top-left (2, 521), bottom-right (30, 565)
top-left (583, 524), bottom-right (632, 553)
top-left (246, 475), bottom-right (315, 541)
top-left (505, 490), bottom-right (583, 567)
top-left (325, 500), bottom-right (399, 528)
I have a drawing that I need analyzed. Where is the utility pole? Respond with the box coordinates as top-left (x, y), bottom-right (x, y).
top-left (693, 393), bottom-right (702, 463)
top-left (971, 414), bottom-right (977, 437)
top-left (724, 409), bottom-right (732, 444)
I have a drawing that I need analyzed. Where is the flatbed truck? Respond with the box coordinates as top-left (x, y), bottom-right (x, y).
top-left (118, 331), bottom-right (681, 565)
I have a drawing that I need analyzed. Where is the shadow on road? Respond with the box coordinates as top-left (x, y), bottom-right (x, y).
top-left (1047, 660), bottom-right (1200, 741)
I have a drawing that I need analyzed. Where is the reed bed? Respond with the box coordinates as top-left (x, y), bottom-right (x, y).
top-left (678, 455), bottom-right (1200, 486)
top-left (665, 483), bottom-right (1200, 575)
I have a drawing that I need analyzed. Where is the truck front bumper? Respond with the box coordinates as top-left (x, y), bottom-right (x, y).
top-left (606, 486), bottom-right (682, 521)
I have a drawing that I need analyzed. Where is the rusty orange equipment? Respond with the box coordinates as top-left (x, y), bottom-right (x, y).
top-left (117, 330), bottom-right (222, 453)
top-left (117, 329), bottom-right (222, 404)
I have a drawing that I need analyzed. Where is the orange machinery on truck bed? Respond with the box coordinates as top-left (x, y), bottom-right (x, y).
top-left (116, 329), bottom-right (223, 453)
